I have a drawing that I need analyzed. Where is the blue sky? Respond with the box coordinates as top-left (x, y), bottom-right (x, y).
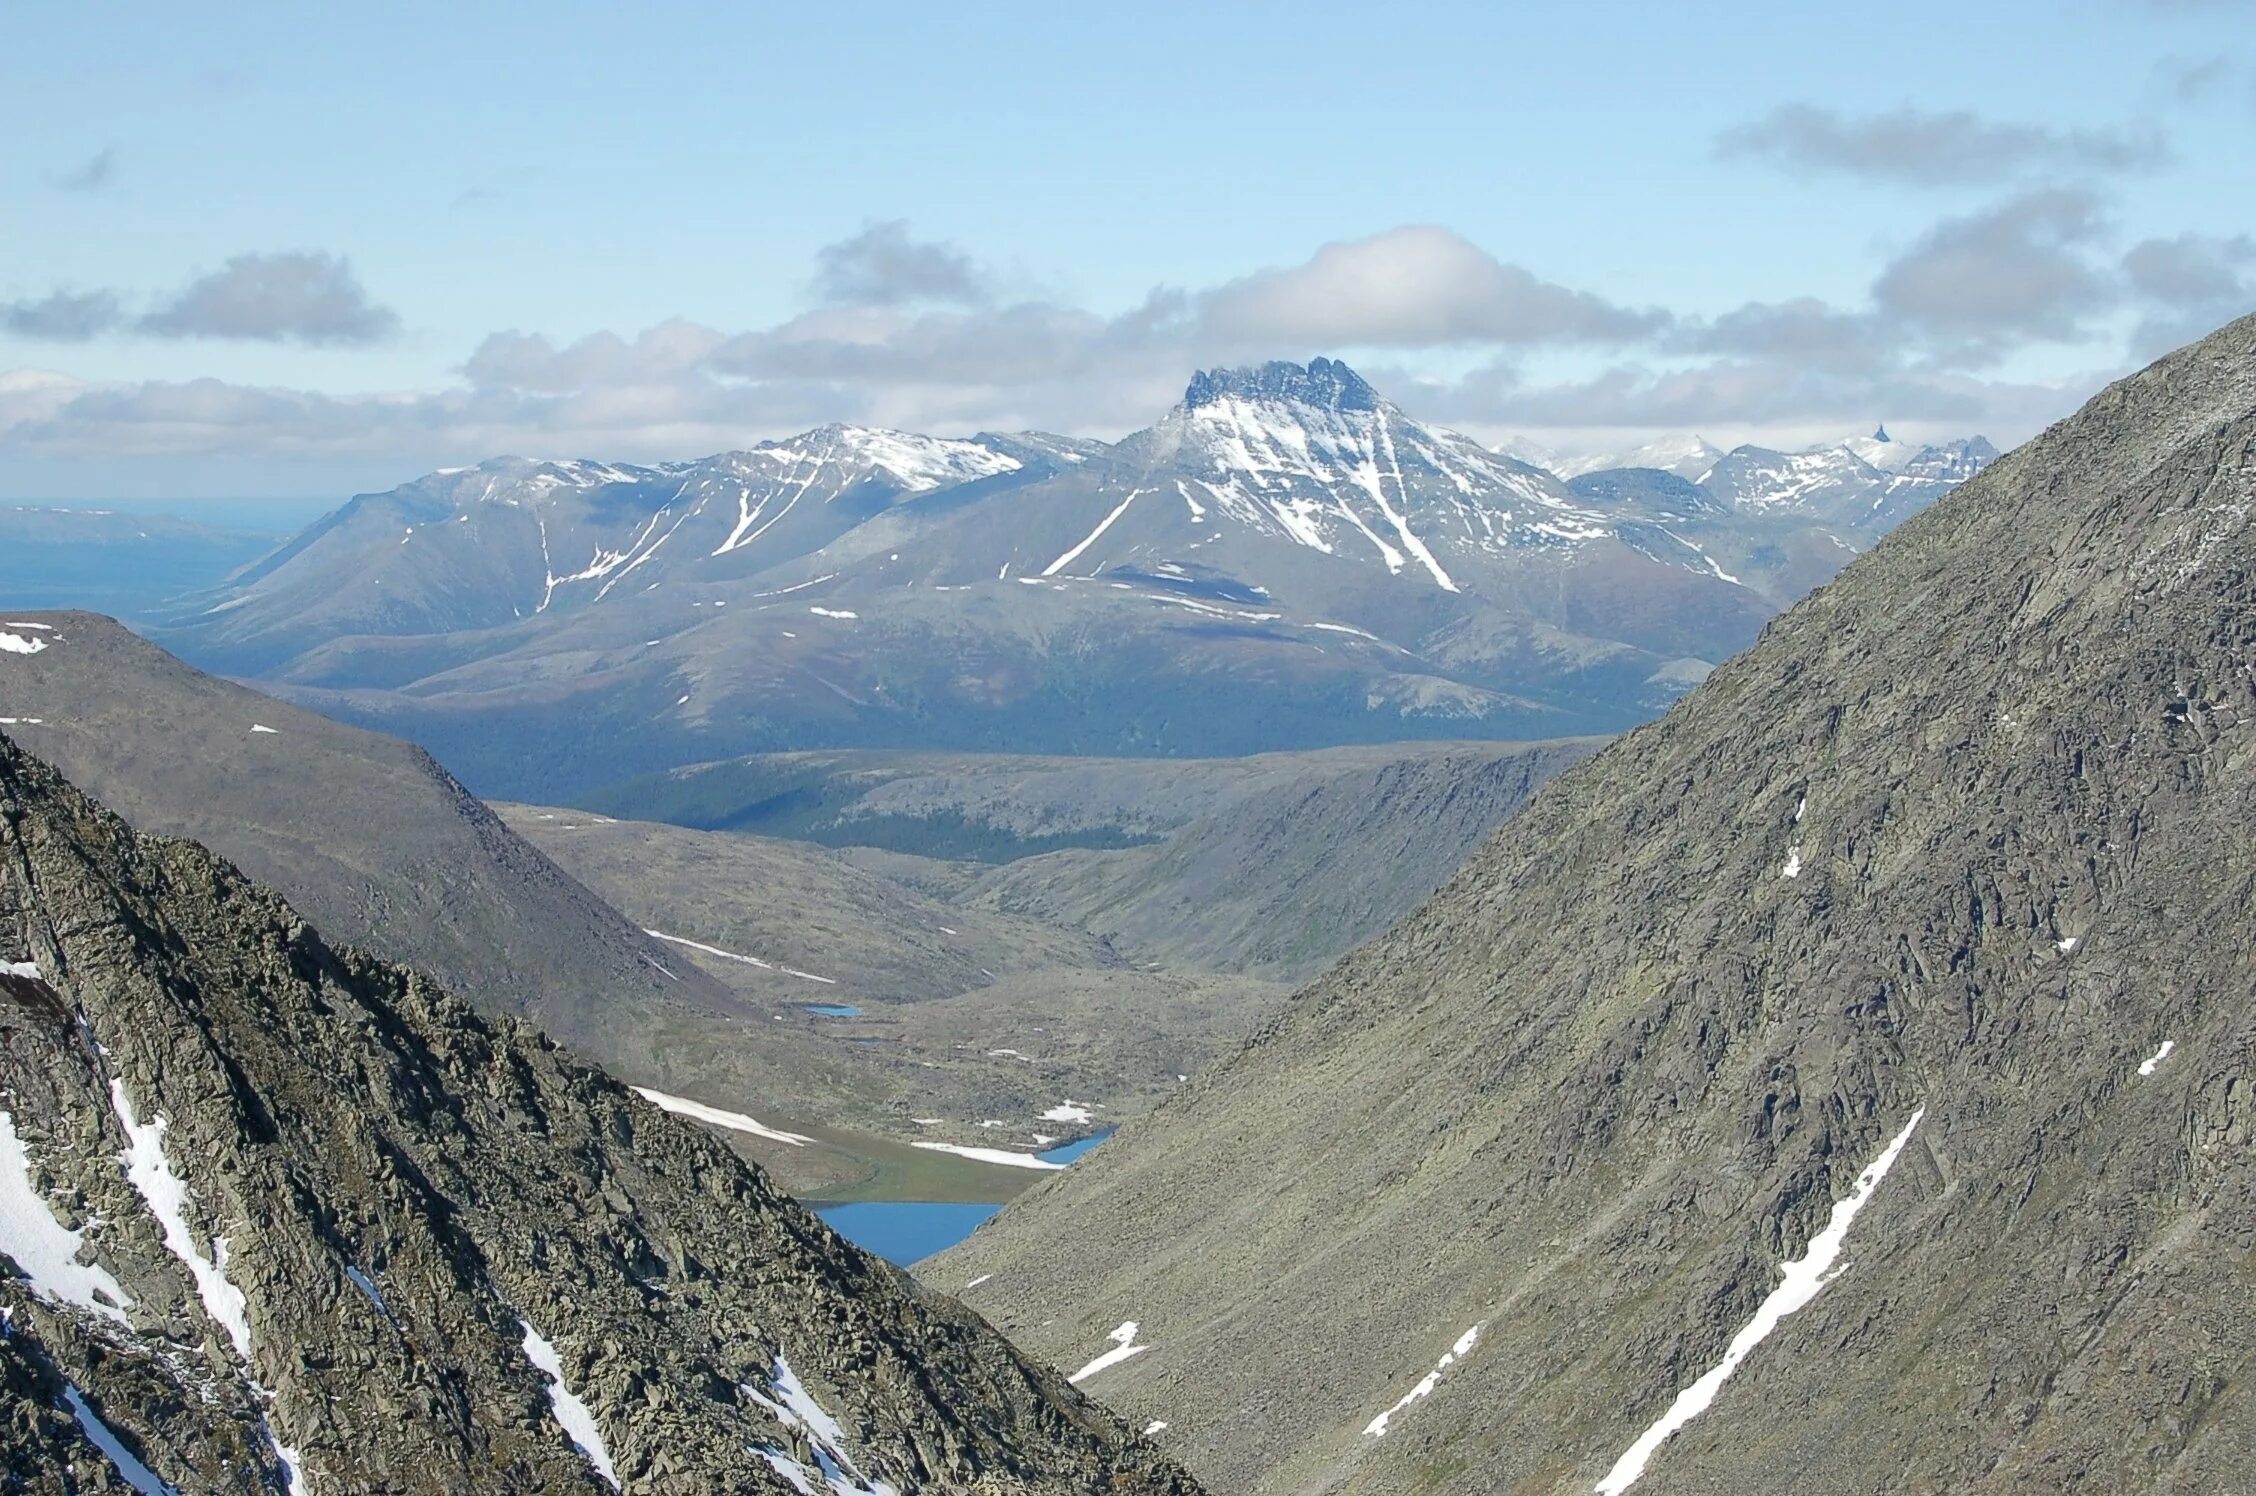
top-left (4, 0), bottom-right (2251, 498)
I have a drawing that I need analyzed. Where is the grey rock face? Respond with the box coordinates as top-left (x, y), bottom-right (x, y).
top-left (929, 317), bottom-right (2256, 1493)
top-left (0, 734), bottom-right (1201, 1494)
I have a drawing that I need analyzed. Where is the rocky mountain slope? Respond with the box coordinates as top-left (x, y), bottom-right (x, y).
top-left (150, 364), bottom-right (1987, 803)
top-left (963, 738), bottom-right (1601, 982)
top-left (0, 612), bottom-right (737, 1047)
top-left (0, 730), bottom-right (1200, 1494)
top-left (930, 318), bottom-right (2256, 1493)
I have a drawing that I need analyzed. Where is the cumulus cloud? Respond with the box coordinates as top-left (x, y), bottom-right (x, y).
top-left (138, 252), bottom-right (399, 345)
top-left (813, 220), bottom-right (992, 306)
top-left (1872, 189), bottom-right (2115, 355)
top-left (2121, 233), bottom-right (2256, 354)
top-left (1717, 104), bottom-right (2167, 186)
top-left (48, 147), bottom-right (118, 192)
top-left (0, 207), bottom-right (2227, 482)
top-left (2, 290), bottom-right (124, 341)
top-left (1671, 297), bottom-right (1895, 374)
top-left (1198, 227), bottom-right (1670, 348)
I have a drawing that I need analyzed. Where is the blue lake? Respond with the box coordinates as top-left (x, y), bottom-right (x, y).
top-left (801, 1002), bottom-right (863, 1018)
top-left (816, 1201), bottom-right (1002, 1266)
top-left (1034, 1128), bottom-right (1113, 1164)
top-left (816, 1130), bottom-right (1114, 1265)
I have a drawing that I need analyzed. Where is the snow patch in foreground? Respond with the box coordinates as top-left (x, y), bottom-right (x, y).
top-left (1069, 1321), bottom-right (1148, 1383)
top-left (344, 1265), bottom-right (392, 1320)
top-left (746, 1353), bottom-right (900, 1496)
top-left (2138, 1040), bottom-right (2175, 1076)
top-left (1038, 1101), bottom-right (1094, 1124)
top-left (110, 1080), bottom-right (251, 1360)
top-left (250, 724), bottom-right (278, 735)
top-left (520, 1320), bottom-right (620, 1489)
top-left (0, 1110), bottom-right (132, 1324)
top-left (1594, 1105), bottom-right (1927, 1495)
top-left (0, 632), bottom-right (49, 655)
top-left (1780, 846), bottom-right (1802, 879)
top-left (1, 960), bottom-right (42, 980)
top-left (632, 1086), bottom-right (811, 1147)
top-left (910, 1141), bottom-right (1062, 1171)
top-left (64, 1385), bottom-right (176, 1495)
top-left (1363, 1325), bottom-right (1479, 1437)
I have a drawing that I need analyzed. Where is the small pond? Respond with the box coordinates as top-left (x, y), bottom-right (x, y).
top-left (816, 1130), bottom-right (1115, 1265)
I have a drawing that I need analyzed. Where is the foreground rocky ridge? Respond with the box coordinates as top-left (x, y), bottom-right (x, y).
top-left (0, 733), bottom-right (1198, 1493)
top-left (934, 319), bottom-right (2256, 1491)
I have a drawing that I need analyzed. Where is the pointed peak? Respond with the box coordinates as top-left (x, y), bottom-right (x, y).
top-left (1183, 357), bottom-right (1379, 413)
top-left (1873, 423), bottom-right (1892, 443)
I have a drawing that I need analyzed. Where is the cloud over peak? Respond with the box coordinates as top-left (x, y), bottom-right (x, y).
top-left (1200, 226), bottom-right (1670, 349)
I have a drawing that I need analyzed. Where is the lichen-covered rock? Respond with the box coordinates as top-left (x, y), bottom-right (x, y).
top-left (0, 734), bottom-right (1200, 1494)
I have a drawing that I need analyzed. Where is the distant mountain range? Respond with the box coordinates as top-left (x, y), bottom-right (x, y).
top-left (154, 359), bottom-right (1993, 800)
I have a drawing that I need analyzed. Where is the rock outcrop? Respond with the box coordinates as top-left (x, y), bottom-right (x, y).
top-left (0, 732), bottom-right (1198, 1494)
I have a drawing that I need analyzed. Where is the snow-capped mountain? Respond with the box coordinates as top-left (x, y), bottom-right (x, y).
top-left (158, 360), bottom-right (1997, 798)
top-left (1538, 425), bottom-right (1997, 534)
top-left (192, 429), bottom-right (1058, 667)
top-left (907, 358), bottom-right (1611, 600)
top-left (1698, 432), bottom-right (1998, 531)
top-left (1554, 433), bottom-right (1726, 481)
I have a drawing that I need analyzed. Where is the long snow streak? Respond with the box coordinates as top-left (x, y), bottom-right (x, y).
top-left (641, 928), bottom-right (836, 984)
top-left (1044, 487), bottom-right (1146, 575)
top-left (745, 1354), bottom-right (902, 1496)
top-left (64, 1386), bottom-right (177, 1496)
top-left (110, 1080), bottom-right (252, 1360)
top-left (631, 1086), bottom-right (812, 1148)
top-left (1595, 1107), bottom-right (1927, 1495)
top-left (910, 1140), bottom-right (1063, 1171)
top-left (1363, 1325), bottom-right (1480, 1438)
top-left (520, 1320), bottom-right (621, 1489)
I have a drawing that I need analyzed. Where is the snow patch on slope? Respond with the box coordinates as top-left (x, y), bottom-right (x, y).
top-left (1363, 1325), bottom-right (1479, 1438)
top-left (110, 1080), bottom-right (251, 1360)
top-left (520, 1320), bottom-right (620, 1489)
top-left (745, 1353), bottom-right (901, 1496)
top-left (1594, 1106), bottom-right (1927, 1494)
top-left (64, 1385), bottom-right (176, 1495)
top-left (1069, 1321), bottom-right (1148, 1383)
top-left (911, 1141), bottom-right (1063, 1171)
top-left (0, 1110), bottom-right (132, 1325)
top-left (632, 1086), bottom-right (812, 1147)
